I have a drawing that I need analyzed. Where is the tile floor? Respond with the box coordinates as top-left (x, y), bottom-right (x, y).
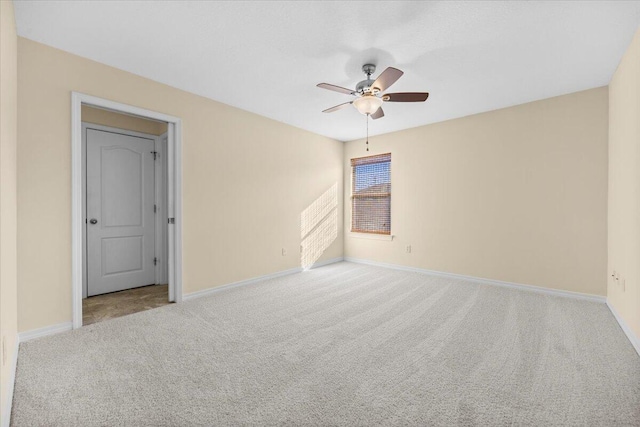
top-left (82, 284), bottom-right (171, 326)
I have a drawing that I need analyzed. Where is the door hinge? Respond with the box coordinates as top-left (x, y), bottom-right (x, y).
top-left (168, 218), bottom-right (175, 224)
top-left (151, 151), bottom-right (158, 160)
top-left (154, 204), bottom-right (157, 213)
top-left (154, 257), bottom-right (158, 266)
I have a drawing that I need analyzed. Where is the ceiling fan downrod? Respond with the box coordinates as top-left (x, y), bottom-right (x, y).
top-left (357, 64), bottom-right (376, 95)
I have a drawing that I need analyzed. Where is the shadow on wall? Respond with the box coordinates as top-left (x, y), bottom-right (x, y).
top-left (301, 183), bottom-right (338, 270)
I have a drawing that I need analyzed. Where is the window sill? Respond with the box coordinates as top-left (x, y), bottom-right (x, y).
top-left (348, 232), bottom-right (394, 241)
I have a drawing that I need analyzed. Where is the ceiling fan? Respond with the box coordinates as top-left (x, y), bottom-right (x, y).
top-left (317, 64), bottom-right (429, 120)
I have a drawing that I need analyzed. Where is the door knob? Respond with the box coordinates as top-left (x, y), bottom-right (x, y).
top-left (89, 218), bottom-right (98, 224)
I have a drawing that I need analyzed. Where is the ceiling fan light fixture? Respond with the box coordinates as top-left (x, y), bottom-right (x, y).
top-left (353, 95), bottom-right (383, 115)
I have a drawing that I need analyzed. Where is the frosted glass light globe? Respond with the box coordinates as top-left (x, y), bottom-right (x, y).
top-left (353, 95), bottom-right (383, 115)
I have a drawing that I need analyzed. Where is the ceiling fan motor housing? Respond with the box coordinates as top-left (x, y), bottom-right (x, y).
top-left (356, 78), bottom-right (377, 95)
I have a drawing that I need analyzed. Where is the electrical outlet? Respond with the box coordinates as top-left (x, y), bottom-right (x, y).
top-left (281, 248), bottom-right (287, 256)
top-left (406, 245), bottom-right (411, 253)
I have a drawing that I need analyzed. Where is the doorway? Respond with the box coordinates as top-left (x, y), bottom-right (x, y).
top-left (82, 119), bottom-right (169, 324)
top-left (71, 93), bottom-right (183, 329)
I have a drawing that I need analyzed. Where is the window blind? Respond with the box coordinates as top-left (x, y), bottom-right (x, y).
top-left (351, 153), bottom-right (391, 235)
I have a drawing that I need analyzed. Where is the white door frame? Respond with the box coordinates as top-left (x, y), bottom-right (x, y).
top-left (71, 92), bottom-right (183, 329)
top-left (155, 132), bottom-right (169, 286)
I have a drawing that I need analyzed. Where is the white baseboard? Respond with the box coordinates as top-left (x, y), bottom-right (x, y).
top-left (344, 257), bottom-right (606, 303)
top-left (183, 266), bottom-right (303, 301)
top-left (606, 300), bottom-right (640, 357)
top-left (18, 322), bottom-right (73, 343)
top-left (309, 257), bottom-right (344, 269)
top-left (1, 333), bottom-right (18, 427)
top-left (17, 260), bottom-right (346, 341)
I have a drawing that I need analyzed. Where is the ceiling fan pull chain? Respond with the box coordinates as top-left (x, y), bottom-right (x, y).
top-left (366, 115), bottom-right (369, 151)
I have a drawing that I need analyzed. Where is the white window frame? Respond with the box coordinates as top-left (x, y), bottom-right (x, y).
top-left (350, 153), bottom-right (392, 237)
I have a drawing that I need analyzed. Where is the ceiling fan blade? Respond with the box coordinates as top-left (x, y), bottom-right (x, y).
top-left (371, 67), bottom-right (404, 92)
top-left (371, 107), bottom-right (384, 120)
top-left (322, 101), bottom-right (353, 113)
top-left (317, 83), bottom-right (355, 95)
top-left (383, 92), bottom-right (429, 102)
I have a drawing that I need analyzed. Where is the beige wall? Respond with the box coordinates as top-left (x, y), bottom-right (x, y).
top-left (344, 87), bottom-right (609, 296)
top-left (17, 38), bottom-right (343, 332)
top-left (608, 28), bottom-right (640, 340)
top-left (82, 105), bottom-right (168, 135)
top-left (0, 0), bottom-right (18, 423)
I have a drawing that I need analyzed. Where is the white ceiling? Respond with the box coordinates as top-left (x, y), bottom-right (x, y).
top-left (14, 1), bottom-right (640, 142)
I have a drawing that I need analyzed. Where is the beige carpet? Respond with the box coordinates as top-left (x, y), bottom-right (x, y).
top-left (11, 262), bottom-right (640, 426)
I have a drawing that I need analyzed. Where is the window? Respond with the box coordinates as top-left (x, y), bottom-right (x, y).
top-left (351, 153), bottom-right (391, 235)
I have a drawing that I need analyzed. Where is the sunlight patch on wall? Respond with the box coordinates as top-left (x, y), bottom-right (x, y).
top-left (301, 183), bottom-right (338, 269)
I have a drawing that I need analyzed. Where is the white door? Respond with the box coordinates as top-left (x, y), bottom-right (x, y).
top-left (86, 129), bottom-right (156, 296)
